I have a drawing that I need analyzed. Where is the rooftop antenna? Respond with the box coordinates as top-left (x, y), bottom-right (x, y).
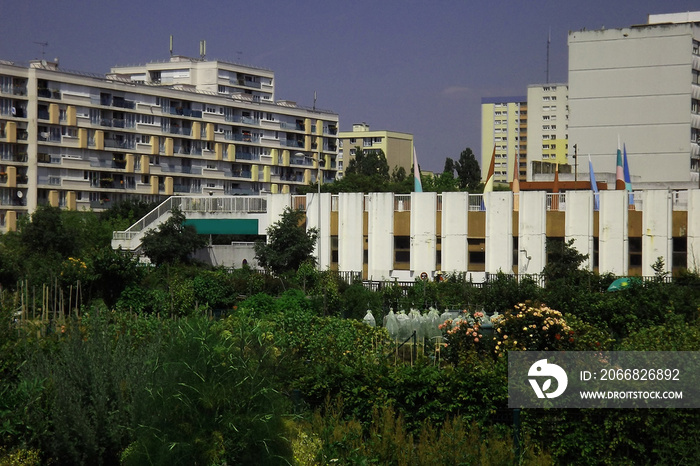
top-left (34, 41), bottom-right (48, 59)
top-left (169, 35), bottom-right (173, 57)
top-left (313, 91), bottom-right (317, 111)
top-left (199, 40), bottom-right (206, 60)
top-left (546, 28), bottom-right (551, 84)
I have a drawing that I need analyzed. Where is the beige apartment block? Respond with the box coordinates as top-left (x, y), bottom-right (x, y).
top-left (0, 56), bottom-right (339, 231)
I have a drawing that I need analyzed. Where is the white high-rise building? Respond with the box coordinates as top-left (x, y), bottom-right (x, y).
top-left (568, 14), bottom-right (700, 185)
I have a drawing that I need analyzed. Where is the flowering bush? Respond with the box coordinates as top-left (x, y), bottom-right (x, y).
top-left (492, 303), bottom-right (574, 357)
top-left (438, 310), bottom-right (493, 365)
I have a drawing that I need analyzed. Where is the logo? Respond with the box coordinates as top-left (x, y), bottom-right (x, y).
top-left (528, 358), bottom-right (568, 398)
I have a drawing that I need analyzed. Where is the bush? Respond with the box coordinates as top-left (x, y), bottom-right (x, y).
top-left (123, 316), bottom-right (293, 466)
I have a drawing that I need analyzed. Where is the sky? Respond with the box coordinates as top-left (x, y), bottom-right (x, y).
top-left (1, 0), bottom-right (699, 172)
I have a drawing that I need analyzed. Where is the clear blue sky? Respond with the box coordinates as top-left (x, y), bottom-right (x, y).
top-left (1, 0), bottom-right (698, 172)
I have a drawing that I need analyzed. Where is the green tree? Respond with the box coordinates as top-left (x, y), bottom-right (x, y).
top-left (254, 207), bottom-right (318, 275)
top-left (455, 148), bottom-right (481, 191)
top-left (345, 148), bottom-right (390, 181)
top-left (140, 207), bottom-right (208, 266)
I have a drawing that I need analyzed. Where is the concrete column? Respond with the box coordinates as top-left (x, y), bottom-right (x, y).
top-left (338, 192), bottom-right (364, 273)
top-left (485, 191), bottom-right (513, 274)
top-left (441, 192), bottom-right (469, 273)
top-left (410, 192), bottom-right (437, 275)
top-left (642, 190), bottom-right (672, 276)
top-left (565, 190), bottom-right (595, 271)
top-left (367, 192), bottom-right (394, 280)
top-left (688, 189), bottom-right (700, 272)
top-left (599, 190), bottom-right (628, 275)
top-left (519, 191), bottom-right (547, 274)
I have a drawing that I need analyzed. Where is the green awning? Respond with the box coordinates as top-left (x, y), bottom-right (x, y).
top-left (184, 218), bottom-right (259, 235)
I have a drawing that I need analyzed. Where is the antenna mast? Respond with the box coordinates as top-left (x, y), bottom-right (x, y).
top-left (546, 29), bottom-right (551, 84)
top-left (34, 41), bottom-right (48, 59)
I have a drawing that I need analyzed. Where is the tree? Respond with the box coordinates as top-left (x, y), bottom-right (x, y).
top-left (345, 148), bottom-right (390, 181)
top-left (140, 207), bottom-right (208, 266)
top-left (254, 207), bottom-right (317, 275)
top-left (455, 148), bottom-right (481, 191)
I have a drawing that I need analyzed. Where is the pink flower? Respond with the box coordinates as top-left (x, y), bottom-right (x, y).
top-left (474, 338), bottom-right (479, 343)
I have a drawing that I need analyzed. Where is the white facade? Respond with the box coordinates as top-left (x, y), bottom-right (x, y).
top-left (144, 190), bottom-right (695, 280)
top-left (568, 22), bottom-right (700, 184)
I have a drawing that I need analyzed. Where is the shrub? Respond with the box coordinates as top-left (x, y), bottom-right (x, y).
top-left (492, 303), bottom-right (574, 356)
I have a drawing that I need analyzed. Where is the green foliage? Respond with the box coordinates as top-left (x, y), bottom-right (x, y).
top-left (140, 207), bottom-right (208, 267)
top-left (310, 397), bottom-right (546, 465)
top-left (254, 207), bottom-right (317, 276)
top-left (482, 273), bottom-right (542, 315)
top-left (123, 316), bottom-right (293, 466)
top-left (455, 147), bottom-right (482, 191)
top-left (339, 281), bottom-right (383, 320)
top-left (18, 312), bottom-right (161, 466)
top-left (18, 206), bottom-right (77, 259)
top-left (421, 168), bottom-right (459, 193)
top-left (344, 148), bottom-right (390, 181)
top-left (98, 198), bottom-right (157, 232)
top-left (89, 247), bottom-right (143, 309)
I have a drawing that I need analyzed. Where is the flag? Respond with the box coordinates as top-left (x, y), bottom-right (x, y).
top-left (512, 154), bottom-right (520, 211)
top-left (483, 145), bottom-right (496, 195)
top-left (623, 143), bottom-right (633, 206)
top-left (481, 145), bottom-right (496, 210)
top-left (413, 146), bottom-right (422, 192)
top-left (615, 137), bottom-right (625, 190)
top-left (589, 155), bottom-right (600, 210)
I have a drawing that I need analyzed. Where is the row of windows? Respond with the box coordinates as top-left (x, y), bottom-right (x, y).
top-left (339, 236), bottom-right (688, 272)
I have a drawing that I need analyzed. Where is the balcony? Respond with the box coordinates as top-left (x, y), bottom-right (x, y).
top-left (291, 157), bottom-right (313, 166)
top-left (233, 133), bottom-right (260, 143)
top-left (37, 88), bottom-right (61, 99)
top-left (112, 98), bottom-right (135, 109)
top-left (104, 139), bottom-right (135, 150)
top-left (235, 151), bottom-right (259, 161)
top-left (1, 153), bottom-right (28, 163)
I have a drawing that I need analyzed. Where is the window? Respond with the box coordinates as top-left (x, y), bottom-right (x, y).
top-left (543, 125), bottom-right (550, 130)
top-left (543, 96), bottom-right (551, 101)
top-left (394, 236), bottom-right (410, 267)
top-left (218, 85), bottom-right (227, 94)
top-left (543, 115), bottom-right (550, 120)
top-left (629, 237), bottom-right (642, 268)
top-left (363, 138), bottom-right (372, 147)
top-left (551, 96), bottom-right (557, 101)
top-left (693, 99), bottom-right (700, 114)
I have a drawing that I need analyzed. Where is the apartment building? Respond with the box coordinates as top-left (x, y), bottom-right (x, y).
top-left (337, 123), bottom-right (413, 178)
top-left (526, 84), bottom-right (569, 181)
top-left (568, 14), bottom-right (700, 184)
top-left (480, 97), bottom-right (527, 184)
top-left (0, 56), bottom-right (339, 231)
